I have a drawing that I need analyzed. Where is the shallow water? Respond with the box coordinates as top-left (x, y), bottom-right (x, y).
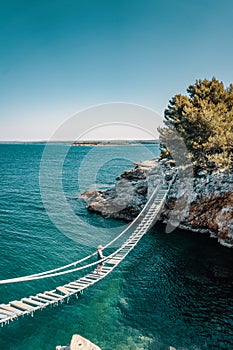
top-left (0, 144), bottom-right (232, 350)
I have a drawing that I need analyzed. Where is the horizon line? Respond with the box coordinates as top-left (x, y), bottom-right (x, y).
top-left (0, 138), bottom-right (160, 143)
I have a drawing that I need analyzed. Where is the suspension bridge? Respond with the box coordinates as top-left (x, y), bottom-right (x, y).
top-left (0, 174), bottom-right (174, 327)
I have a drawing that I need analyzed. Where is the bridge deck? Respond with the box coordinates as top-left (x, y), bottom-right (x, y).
top-left (0, 181), bottom-right (169, 327)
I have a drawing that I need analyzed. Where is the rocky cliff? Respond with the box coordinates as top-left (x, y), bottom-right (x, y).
top-left (80, 160), bottom-right (233, 248)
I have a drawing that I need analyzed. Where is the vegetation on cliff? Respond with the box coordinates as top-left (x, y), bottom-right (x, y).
top-left (159, 77), bottom-right (233, 171)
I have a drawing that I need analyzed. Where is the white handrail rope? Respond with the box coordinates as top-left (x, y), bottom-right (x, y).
top-left (0, 181), bottom-right (161, 285)
top-left (0, 170), bottom-right (176, 285)
top-left (0, 186), bottom-right (168, 284)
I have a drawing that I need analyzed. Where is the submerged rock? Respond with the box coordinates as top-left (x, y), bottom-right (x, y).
top-left (80, 159), bottom-right (233, 248)
top-left (56, 334), bottom-right (101, 350)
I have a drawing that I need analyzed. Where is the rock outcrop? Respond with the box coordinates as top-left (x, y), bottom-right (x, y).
top-left (80, 160), bottom-right (160, 222)
top-left (162, 164), bottom-right (233, 247)
top-left (80, 160), bottom-right (233, 248)
top-left (56, 334), bottom-right (101, 350)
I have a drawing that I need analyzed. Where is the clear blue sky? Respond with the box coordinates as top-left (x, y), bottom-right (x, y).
top-left (1, 0), bottom-right (233, 140)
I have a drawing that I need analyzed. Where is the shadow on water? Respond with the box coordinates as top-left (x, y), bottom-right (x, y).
top-left (118, 223), bottom-right (233, 350)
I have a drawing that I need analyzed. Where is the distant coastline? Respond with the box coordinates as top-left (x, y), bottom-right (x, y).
top-left (0, 140), bottom-right (159, 146)
top-left (72, 140), bottom-right (159, 146)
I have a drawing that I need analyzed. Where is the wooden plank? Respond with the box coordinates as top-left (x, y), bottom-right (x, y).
top-left (0, 308), bottom-right (15, 316)
top-left (86, 273), bottom-right (99, 278)
top-left (77, 279), bottom-right (91, 284)
top-left (68, 282), bottom-right (83, 288)
top-left (64, 285), bottom-right (80, 292)
top-left (56, 286), bottom-right (71, 295)
top-left (81, 274), bottom-right (98, 282)
top-left (106, 259), bottom-right (121, 265)
top-left (112, 254), bottom-right (125, 261)
top-left (65, 286), bottom-right (81, 293)
top-left (38, 293), bottom-right (58, 301)
top-left (135, 231), bottom-right (144, 235)
top-left (80, 277), bottom-right (93, 285)
top-left (112, 256), bottom-right (124, 260)
top-left (81, 277), bottom-right (95, 283)
top-left (118, 252), bottom-right (129, 257)
top-left (45, 291), bottom-right (62, 299)
top-left (69, 283), bottom-right (86, 289)
top-left (64, 284), bottom-right (81, 291)
top-left (22, 298), bottom-right (44, 307)
top-left (85, 274), bottom-right (100, 279)
top-left (0, 304), bottom-right (22, 315)
top-left (100, 270), bottom-right (112, 274)
top-left (85, 273), bottom-right (99, 283)
top-left (77, 277), bottom-right (96, 283)
top-left (73, 279), bottom-right (88, 286)
top-left (31, 296), bottom-right (50, 304)
top-left (10, 301), bottom-right (33, 311)
top-left (0, 314), bottom-right (8, 319)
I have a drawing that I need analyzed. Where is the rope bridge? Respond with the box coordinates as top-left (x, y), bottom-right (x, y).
top-left (0, 174), bottom-right (174, 327)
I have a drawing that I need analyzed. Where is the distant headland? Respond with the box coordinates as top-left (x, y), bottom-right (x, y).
top-left (0, 140), bottom-right (159, 146)
top-left (72, 140), bottom-right (159, 146)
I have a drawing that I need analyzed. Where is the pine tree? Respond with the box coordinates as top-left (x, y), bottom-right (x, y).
top-left (159, 78), bottom-right (233, 171)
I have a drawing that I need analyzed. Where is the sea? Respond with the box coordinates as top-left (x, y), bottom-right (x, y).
top-left (0, 143), bottom-right (233, 350)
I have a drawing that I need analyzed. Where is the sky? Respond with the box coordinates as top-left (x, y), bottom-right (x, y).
top-left (0, 0), bottom-right (233, 140)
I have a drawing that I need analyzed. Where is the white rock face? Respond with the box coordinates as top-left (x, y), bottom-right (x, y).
top-left (80, 159), bottom-right (233, 248)
top-left (159, 164), bottom-right (233, 247)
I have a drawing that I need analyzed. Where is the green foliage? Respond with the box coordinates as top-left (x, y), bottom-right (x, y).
top-left (159, 77), bottom-right (233, 171)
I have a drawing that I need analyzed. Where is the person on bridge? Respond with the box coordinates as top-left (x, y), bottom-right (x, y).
top-left (96, 245), bottom-right (105, 274)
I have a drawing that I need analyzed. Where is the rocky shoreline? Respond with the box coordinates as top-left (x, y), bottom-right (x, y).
top-left (80, 159), bottom-right (233, 248)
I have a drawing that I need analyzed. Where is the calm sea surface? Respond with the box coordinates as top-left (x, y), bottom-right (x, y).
top-left (0, 144), bottom-right (233, 350)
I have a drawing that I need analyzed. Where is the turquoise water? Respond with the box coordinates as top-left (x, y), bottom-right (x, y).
top-left (0, 144), bottom-right (233, 350)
